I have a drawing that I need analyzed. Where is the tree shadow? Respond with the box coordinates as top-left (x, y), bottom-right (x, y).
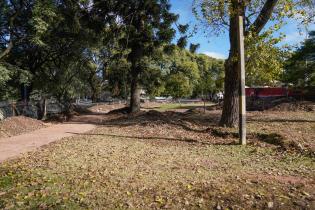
top-left (100, 110), bottom-right (221, 129)
top-left (255, 133), bottom-right (285, 147)
top-left (248, 118), bottom-right (315, 123)
top-left (66, 132), bottom-right (239, 146)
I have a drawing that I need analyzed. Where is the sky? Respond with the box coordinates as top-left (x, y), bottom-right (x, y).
top-left (169, 0), bottom-right (315, 59)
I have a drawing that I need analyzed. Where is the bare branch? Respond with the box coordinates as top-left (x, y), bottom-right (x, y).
top-left (0, 4), bottom-right (21, 60)
top-left (247, 0), bottom-right (279, 35)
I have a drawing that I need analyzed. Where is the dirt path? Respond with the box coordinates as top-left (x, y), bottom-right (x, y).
top-left (0, 121), bottom-right (96, 163)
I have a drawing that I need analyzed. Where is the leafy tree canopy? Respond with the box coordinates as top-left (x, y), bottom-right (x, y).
top-left (284, 31), bottom-right (315, 87)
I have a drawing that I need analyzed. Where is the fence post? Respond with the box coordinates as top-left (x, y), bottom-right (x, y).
top-left (237, 2), bottom-right (246, 145)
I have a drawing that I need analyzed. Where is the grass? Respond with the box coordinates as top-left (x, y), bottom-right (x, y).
top-left (0, 109), bottom-right (314, 209)
top-left (155, 102), bottom-right (214, 111)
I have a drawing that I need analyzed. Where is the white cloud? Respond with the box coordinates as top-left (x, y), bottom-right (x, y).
top-left (202, 51), bottom-right (227, 59)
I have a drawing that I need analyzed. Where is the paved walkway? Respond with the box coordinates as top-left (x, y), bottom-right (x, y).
top-left (0, 122), bottom-right (96, 162)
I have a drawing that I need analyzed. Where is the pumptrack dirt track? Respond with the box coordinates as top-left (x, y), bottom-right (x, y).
top-left (0, 115), bottom-right (98, 162)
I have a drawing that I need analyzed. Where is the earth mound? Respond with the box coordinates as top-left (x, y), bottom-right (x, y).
top-left (0, 116), bottom-right (46, 138)
top-left (269, 101), bottom-right (314, 112)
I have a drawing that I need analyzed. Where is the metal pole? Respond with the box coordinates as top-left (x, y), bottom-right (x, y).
top-left (237, 5), bottom-right (246, 145)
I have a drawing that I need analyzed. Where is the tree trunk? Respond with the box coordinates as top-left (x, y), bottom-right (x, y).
top-left (91, 90), bottom-right (97, 103)
top-left (129, 65), bottom-right (140, 113)
top-left (88, 72), bottom-right (98, 103)
top-left (219, 13), bottom-right (240, 127)
top-left (37, 98), bottom-right (47, 120)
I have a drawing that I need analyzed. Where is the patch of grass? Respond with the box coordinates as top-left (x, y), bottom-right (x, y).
top-left (0, 175), bottom-right (13, 189)
top-left (156, 102), bottom-right (214, 111)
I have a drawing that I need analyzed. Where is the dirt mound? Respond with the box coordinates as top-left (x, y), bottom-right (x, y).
top-left (269, 101), bottom-right (315, 112)
top-left (184, 104), bottom-right (222, 115)
top-left (107, 107), bottom-right (130, 115)
top-left (0, 116), bottom-right (46, 138)
top-left (89, 103), bottom-right (127, 113)
top-left (126, 110), bottom-right (169, 121)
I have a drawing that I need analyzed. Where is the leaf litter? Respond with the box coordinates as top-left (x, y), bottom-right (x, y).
top-left (0, 106), bottom-right (314, 209)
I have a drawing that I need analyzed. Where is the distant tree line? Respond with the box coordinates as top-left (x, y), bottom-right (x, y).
top-left (284, 31), bottom-right (315, 87)
top-left (107, 46), bottom-right (225, 100)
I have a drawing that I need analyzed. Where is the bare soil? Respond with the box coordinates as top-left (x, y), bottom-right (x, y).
top-left (0, 122), bottom-right (96, 162)
top-left (0, 116), bottom-right (47, 139)
top-left (87, 103), bottom-right (127, 113)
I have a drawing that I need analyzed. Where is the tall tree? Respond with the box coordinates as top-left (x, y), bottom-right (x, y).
top-left (126, 1), bottom-right (178, 112)
top-left (1, 0), bottom-right (101, 103)
top-left (193, 0), bottom-right (315, 127)
top-left (107, 0), bottom-right (178, 113)
top-left (194, 54), bottom-right (224, 97)
top-left (284, 31), bottom-right (315, 86)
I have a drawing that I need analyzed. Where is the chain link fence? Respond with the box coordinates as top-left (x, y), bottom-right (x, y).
top-left (0, 100), bottom-right (65, 121)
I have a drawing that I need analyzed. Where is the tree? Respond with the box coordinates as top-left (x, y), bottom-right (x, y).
top-left (284, 31), bottom-right (315, 87)
top-left (246, 31), bottom-right (288, 86)
top-left (107, 58), bottom-right (130, 98)
top-left (105, 45), bottom-right (220, 100)
top-left (0, 0), bottom-right (23, 61)
top-left (0, 0), bottom-right (101, 106)
top-left (193, 0), bottom-right (314, 127)
top-left (189, 43), bottom-right (200, 54)
top-left (165, 73), bottom-right (192, 99)
top-left (194, 54), bottom-right (224, 97)
top-left (0, 0), bottom-right (34, 99)
top-left (104, 0), bottom-right (178, 113)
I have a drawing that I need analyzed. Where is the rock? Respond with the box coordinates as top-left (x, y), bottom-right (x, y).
top-left (216, 204), bottom-right (222, 210)
top-left (243, 194), bottom-right (250, 199)
top-left (293, 200), bottom-right (306, 207)
top-left (302, 191), bottom-right (310, 197)
top-left (267, 201), bottom-right (274, 208)
top-left (254, 194), bottom-right (262, 200)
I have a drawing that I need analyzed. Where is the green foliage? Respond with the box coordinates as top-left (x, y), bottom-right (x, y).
top-left (193, 0), bottom-right (314, 35)
top-left (155, 47), bottom-right (223, 98)
top-left (0, 0), bottom-right (224, 104)
top-left (31, 0), bottom-right (58, 46)
top-left (104, 45), bottom-right (224, 99)
top-left (193, 0), bottom-right (314, 87)
top-left (107, 59), bottom-right (131, 98)
top-left (189, 43), bottom-right (200, 54)
top-left (283, 31), bottom-right (315, 87)
top-left (0, 64), bottom-right (11, 89)
top-left (245, 30), bottom-right (289, 86)
top-left (177, 36), bottom-right (188, 49)
top-left (194, 54), bottom-right (224, 96)
top-left (0, 0), bottom-right (102, 102)
top-left (0, 62), bottom-right (32, 100)
top-left (164, 73), bottom-right (192, 98)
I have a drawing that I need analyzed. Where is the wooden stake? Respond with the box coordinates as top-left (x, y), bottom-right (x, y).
top-left (237, 7), bottom-right (246, 145)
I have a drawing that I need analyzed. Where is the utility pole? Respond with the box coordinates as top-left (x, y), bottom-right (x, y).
top-left (237, 0), bottom-right (246, 145)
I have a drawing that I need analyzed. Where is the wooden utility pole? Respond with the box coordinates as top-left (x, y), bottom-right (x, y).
top-left (237, 1), bottom-right (246, 145)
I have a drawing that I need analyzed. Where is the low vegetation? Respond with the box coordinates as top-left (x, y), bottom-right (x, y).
top-left (145, 102), bottom-right (215, 111)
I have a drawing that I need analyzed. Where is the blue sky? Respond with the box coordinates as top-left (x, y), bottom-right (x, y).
top-left (170, 0), bottom-right (315, 59)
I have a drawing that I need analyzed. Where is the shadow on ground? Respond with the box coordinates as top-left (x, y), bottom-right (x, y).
top-left (68, 107), bottom-right (315, 156)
